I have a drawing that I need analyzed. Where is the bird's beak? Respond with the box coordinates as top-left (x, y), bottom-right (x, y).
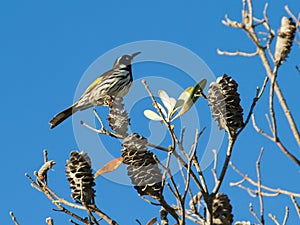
top-left (131, 52), bottom-right (141, 58)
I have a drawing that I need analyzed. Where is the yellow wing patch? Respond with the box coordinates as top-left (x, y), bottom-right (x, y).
top-left (83, 75), bottom-right (104, 95)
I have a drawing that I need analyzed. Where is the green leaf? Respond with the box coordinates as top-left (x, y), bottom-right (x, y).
top-left (171, 78), bottom-right (207, 120)
top-left (172, 87), bottom-right (194, 120)
top-left (191, 78), bottom-right (207, 101)
top-left (171, 87), bottom-right (192, 115)
top-left (144, 110), bottom-right (163, 121)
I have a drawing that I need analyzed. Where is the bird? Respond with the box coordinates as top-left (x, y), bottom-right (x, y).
top-left (49, 52), bottom-right (141, 129)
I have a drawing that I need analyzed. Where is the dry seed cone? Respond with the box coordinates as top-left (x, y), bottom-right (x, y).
top-left (65, 151), bottom-right (96, 205)
top-left (121, 133), bottom-right (163, 199)
top-left (208, 74), bottom-right (244, 134)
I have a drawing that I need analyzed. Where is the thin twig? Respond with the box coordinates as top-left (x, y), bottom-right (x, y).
top-left (212, 136), bottom-right (236, 194)
top-left (268, 213), bottom-right (280, 225)
top-left (190, 128), bottom-right (208, 194)
top-left (142, 79), bottom-right (208, 200)
top-left (252, 114), bottom-right (273, 140)
top-left (217, 49), bottom-right (259, 57)
top-left (88, 205), bottom-right (118, 225)
top-left (256, 148), bottom-right (265, 224)
top-left (250, 203), bottom-right (263, 225)
top-left (221, 0), bottom-right (300, 147)
top-left (147, 142), bottom-right (169, 152)
top-left (70, 219), bottom-right (80, 225)
top-left (26, 171), bottom-right (118, 225)
top-left (282, 207), bottom-right (289, 225)
top-left (236, 75), bottom-right (269, 137)
top-left (183, 133), bottom-right (197, 201)
top-left (285, 5), bottom-right (299, 22)
top-left (161, 151), bottom-right (173, 192)
top-left (230, 162), bottom-right (300, 198)
top-left (9, 212), bottom-right (20, 225)
top-left (46, 217), bottom-right (54, 225)
top-left (211, 149), bottom-right (218, 184)
top-left (252, 114), bottom-right (300, 165)
top-left (142, 80), bottom-right (178, 150)
top-left (159, 196), bottom-right (181, 224)
top-left (291, 195), bottom-right (300, 218)
top-left (269, 66), bottom-right (279, 137)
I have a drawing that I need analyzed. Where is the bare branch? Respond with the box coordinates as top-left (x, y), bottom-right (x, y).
top-left (236, 76), bottom-right (269, 137)
top-left (269, 66), bottom-right (279, 138)
top-left (26, 160), bottom-right (118, 225)
top-left (220, 0), bottom-right (300, 147)
top-left (256, 148), bottom-right (265, 224)
top-left (291, 195), bottom-right (300, 218)
top-left (268, 213), bottom-right (280, 225)
top-left (252, 114), bottom-right (275, 141)
top-left (9, 212), bottom-right (20, 225)
top-left (285, 5), bottom-right (299, 22)
top-left (46, 217), bottom-right (54, 225)
top-left (252, 115), bottom-right (300, 165)
top-left (142, 79), bottom-right (178, 150)
top-left (230, 162), bottom-right (300, 198)
top-left (212, 135), bottom-right (236, 194)
top-left (250, 203), bottom-right (263, 225)
top-left (161, 151), bottom-right (173, 192)
top-left (80, 109), bottom-right (123, 139)
top-left (217, 49), bottom-right (258, 57)
top-left (37, 160), bottom-right (56, 183)
top-left (282, 207), bottom-right (289, 225)
top-left (222, 14), bottom-right (244, 28)
top-left (211, 149), bottom-right (218, 184)
top-left (190, 128), bottom-right (208, 194)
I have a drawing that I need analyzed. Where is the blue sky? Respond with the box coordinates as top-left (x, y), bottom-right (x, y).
top-left (1, 1), bottom-right (299, 224)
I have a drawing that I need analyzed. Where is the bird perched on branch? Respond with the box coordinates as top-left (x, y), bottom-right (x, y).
top-left (49, 52), bottom-right (141, 129)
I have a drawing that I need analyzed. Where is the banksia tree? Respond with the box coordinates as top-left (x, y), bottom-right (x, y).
top-left (65, 151), bottom-right (96, 205)
top-left (208, 74), bottom-right (244, 135)
top-left (275, 17), bottom-right (296, 65)
top-left (209, 193), bottom-right (233, 225)
top-left (121, 133), bottom-right (163, 199)
top-left (22, 2), bottom-right (300, 225)
top-left (107, 97), bottom-right (130, 138)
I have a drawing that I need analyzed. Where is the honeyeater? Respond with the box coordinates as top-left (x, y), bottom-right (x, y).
top-left (49, 52), bottom-right (141, 129)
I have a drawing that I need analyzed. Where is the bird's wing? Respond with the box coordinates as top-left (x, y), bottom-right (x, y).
top-left (81, 69), bottom-right (112, 96)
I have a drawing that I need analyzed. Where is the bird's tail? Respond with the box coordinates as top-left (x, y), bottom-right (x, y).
top-left (49, 105), bottom-right (78, 129)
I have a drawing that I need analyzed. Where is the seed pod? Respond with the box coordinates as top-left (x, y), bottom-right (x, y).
top-left (208, 74), bottom-right (244, 134)
top-left (65, 151), bottom-right (96, 205)
top-left (107, 97), bottom-right (130, 138)
top-left (209, 193), bottom-right (233, 225)
top-left (275, 17), bottom-right (296, 64)
top-left (122, 133), bottom-right (162, 199)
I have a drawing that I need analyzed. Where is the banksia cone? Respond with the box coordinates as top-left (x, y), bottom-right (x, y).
top-left (65, 151), bottom-right (96, 205)
top-left (208, 74), bottom-right (244, 134)
top-left (275, 17), bottom-right (296, 64)
top-left (209, 193), bottom-right (233, 225)
top-left (107, 97), bottom-right (130, 138)
top-left (121, 133), bottom-right (163, 199)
